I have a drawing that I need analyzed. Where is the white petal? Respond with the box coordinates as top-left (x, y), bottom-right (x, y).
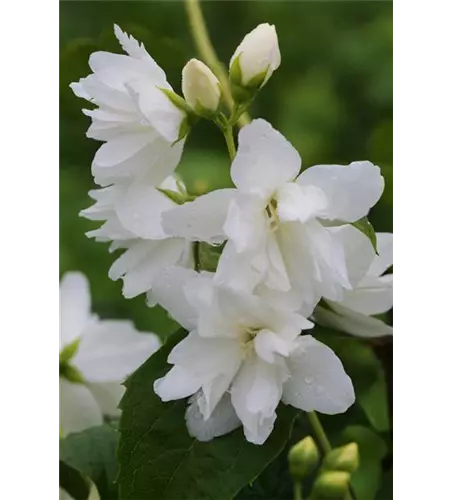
top-left (297, 161), bottom-right (384, 222)
top-left (341, 274), bottom-right (393, 316)
top-left (154, 365), bottom-right (201, 401)
top-left (282, 335), bottom-right (355, 414)
top-left (315, 303), bottom-right (393, 338)
top-left (73, 320), bottom-right (161, 383)
top-left (368, 233), bottom-right (393, 277)
top-left (127, 82), bottom-right (184, 143)
top-left (231, 355), bottom-right (285, 445)
top-left (162, 189), bottom-right (236, 244)
top-left (231, 119), bottom-right (301, 193)
top-left (93, 131), bottom-right (152, 168)
top-left (223, 193), bottom-right (268, 253)
top-left (116, 182), bottom-right (175, 239)
top-left (276, 183), bottom-right (328, 223)
top-left (264, 230), bottom-right (291, 291)
top-left (254, 329), bottom-right (293, 363)
top-left (333, 224), bottom-right (376, 287)
top-left (185, 392), bottom-right (241, 442)
top-left (151, 266), bottom-right (200, 330)
top-left (214, 240), bottom-right (265, 292)
top-left (60, 272), bottom-right (93, 347)
top-left (60, 379), bottom-right (103, 436)
top-left (168, 331), bottom-right (241, 382)
top-left (87, 382), bottom-right (124, 418)
top-left (112, 239), bottom-right (187, 299)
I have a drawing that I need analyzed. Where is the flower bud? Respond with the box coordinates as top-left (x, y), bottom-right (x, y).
top-left (182, 59), bottom-right (221, 118)
top-left (324, 443), bottom-right (359, 473)
top-left (312, 471), bottom-right (351, 499)
top-left (229, 23), bottom-right (280, 102)
top-left (288, 436), bottom-right (320, 479)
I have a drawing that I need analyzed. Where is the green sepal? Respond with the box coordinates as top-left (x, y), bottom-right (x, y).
top-left (60, 338), bottom-right (81, 363)
top-left (352, 217), bottom-right (378, 254)
top-left (157, 188), bottom-right (196, 205)
top-left (60, 362), bottom-right (85, 384)
top-left (159, 88), bottom-right (192, 115)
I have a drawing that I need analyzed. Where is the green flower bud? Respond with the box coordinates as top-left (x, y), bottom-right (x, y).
top-left (288, 436), bottom-right (320, 479)
top-left (312, 470), bottom-right (351, 499)
top-left (324, 443), bottom-right (359, 473)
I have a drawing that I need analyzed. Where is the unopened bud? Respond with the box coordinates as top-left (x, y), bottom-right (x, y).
top-left (229, 23), bottom-right (280, 103)
top-left (288, 436), bottom-right (320, 479)
top-left (324, 443), bottom-right (359, 473)
top-left (182, 59), bottom-right (221, 118)
top-left (312, 471), bottom-right (351, 499)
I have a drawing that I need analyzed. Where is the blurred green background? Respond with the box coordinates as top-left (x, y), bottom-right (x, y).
top-left (60, 1), bottom-right (392, 337)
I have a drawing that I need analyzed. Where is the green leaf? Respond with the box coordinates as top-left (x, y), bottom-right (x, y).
top-left (118, 328), bottom-right (298, 500)
top-left (339, 426), bottom-right (388, 500)
top-left (351, 217), bottom-right (378, 253)
top-left (313, 328), bottom-right (389, 432)
top-left (358, 368), bottom-right (389, 432)
top-left (60, 424), bottom-right (119, 500)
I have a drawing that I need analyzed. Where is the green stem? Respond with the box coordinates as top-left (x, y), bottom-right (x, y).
top-left (193, 241), bottom-right (201, 272)
top-left (184, 0), bottom-right (250, 128)
top-left (224, 126), bottom-right (236, 160)
top-left (307, 412), bottom-right (353, 500)
top-left (293, 480), bottom-right (303, 500)
top-left (306, 412), bottom-right (332, 453)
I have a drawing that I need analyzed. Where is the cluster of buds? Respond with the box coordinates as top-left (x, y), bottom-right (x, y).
top-left (288, 438), bottom-right (359, 499)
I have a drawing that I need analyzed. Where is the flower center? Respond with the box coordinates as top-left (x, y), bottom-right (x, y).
top-left (265, 198), bottom-right (279, 231)
top-left (239, 326), bottom-right (262, 357)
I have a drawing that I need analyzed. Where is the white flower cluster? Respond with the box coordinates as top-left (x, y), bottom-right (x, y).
top-left (71, 24), bottom-right (393, 445)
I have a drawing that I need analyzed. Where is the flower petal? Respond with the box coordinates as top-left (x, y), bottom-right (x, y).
top-left (223, 193), bottom-right (267, 253)
top-left (162, 189), bottom-right (236, 244)
top-left (127, 81), bottom-right (184, 143)
top-left (282, 335), bottom-right (355, 414)
top-left (60, 379), bottom-right (103, 436)
top-left (315, 303), bottom-right (393, 338)
top-left (116, 182), bottom-right (175, 239)
top-left (340, 274), bottom-right (393, 316)
top-left (60, 272), bottom-right (93, 348)
top-left (333, 224), bottom-right (376, 287)
top-left (297, 161), bottom-right (384, 222)
top-left (231, 119), bottom-right (301, 193)
top-left (231, 355), bottom-right (286, 445)
top-left (151, 266), bottom-right (200, 330)
top-left (185, 392), bottom-right (241, 442)
top-left (154, 365), bottom-right (201, 401)
top-left (111, 239), bottom-right (187, 299)
top-left (368, 233), bottom-right (393, 277)
top-left (73, 320), bottom-right (161, 383)
top-left (276, 183), bottom-right (328, 223)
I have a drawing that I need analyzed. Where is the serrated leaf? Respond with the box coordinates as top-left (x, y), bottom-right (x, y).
top-left (118, 328), bottom-right (298, 500)
top-left (339, 426), bottom-right (388, 500)
top-left (351, 217), bottom-right (378, 253)
top-left (60, 424), bottom-right (119, 500)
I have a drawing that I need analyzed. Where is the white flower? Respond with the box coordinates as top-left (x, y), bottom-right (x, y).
top-left (70, 24), bottom-right (186, 187)
top-left (182, 59), bottom-right (221, 117)
top-left (162, 119), bottom-right (384, 311)
top-left (152, 267), bottom-right (354, 445)
top-left (81, 175), bottom-right (193, 303)
top-left (230, 23), bottom-right (281, 89)
top-left (59, 272), bottom-right (161, 436)
top-left (314, 227), bottom-right (393, 337)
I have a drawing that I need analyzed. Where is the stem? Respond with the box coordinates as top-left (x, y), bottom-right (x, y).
top-left (193, 241), bottom-right (201, 272)
top-left (184, 0), bottom-right (250, 128)
top-left (293, 480), bottom-right (303, 500)
top-left (224, 126), bottom-right (236, 160)
top-left (306, 412), bottom-right (332, 453)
